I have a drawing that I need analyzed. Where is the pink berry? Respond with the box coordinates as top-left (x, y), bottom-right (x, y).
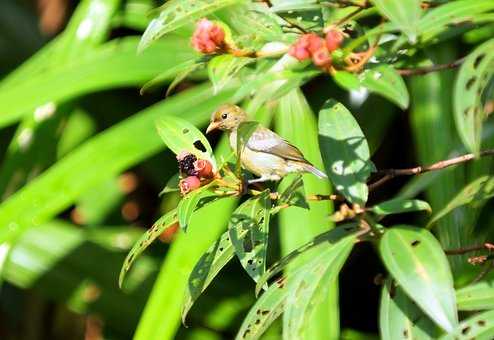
top-left (179, 176), bottom-right (201, 195)
top-left (289, 33), bottom-right (326, 61)
top-left (312, 47), bottom-right (332, 67)
top-left (191, 19), bottom-right (225, 54)
top-left (325, 29), bottom-right (344, 52)
top-left (193, 159), bottom-right (214, 179)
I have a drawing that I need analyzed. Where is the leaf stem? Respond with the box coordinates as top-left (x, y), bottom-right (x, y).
top-left (369, 149), bottom-right (494, 191)
top-left (444, 242), bottom-right (494, 255)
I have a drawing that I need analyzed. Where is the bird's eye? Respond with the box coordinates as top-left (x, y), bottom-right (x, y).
top-left (221, 113), bottom-right (228, 120)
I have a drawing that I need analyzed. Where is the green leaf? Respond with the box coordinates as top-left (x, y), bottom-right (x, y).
top-left (333, 65), bottom-right (409, 109)
top-left (370, 198), bottom-right (431, 216)
top-left (379, 226), bottom-right (458, 332)
top-left (418, 0), bottom-right (494, 43)
top-left (156, 116), bottom-right (216, 168)
top-left (380, 279), bottom-right (440, 340)
top-left (0, 36), bottom-right (197, 128)
top-left (283, 235), bottom-right (355, 339)
top-left (119, 209), bottom-right (178, 288)
top-left (371, 0), bottom-right (422, 42)
top-left (182, 229), bottom-right (237, 323)
top-left (177, 183), bottom-right (219, 232)
top-left (138, 0), bottom-right (242, 52)
top-left (276, 174), bottom-right (309, 211)
top-left (0, 83), bottom-right (239, 244)
top-left (457, 280), bottom-right (494, 311)
top-left (236, 121), bottom-right (259, 174)
top-left (453, 38), bottom-right (494, 154)
top-left (235, 274), bottom-right (288, 340)
top-left (229, 192), bottom-right (271, 283)
top-left (208, 54), bottom-right (254, 93)
top-left (159, 173), bottom-right (180, 195)
top-left (439, 309), bottom-right (494, 340)
top-left (256, 223), bottom-right (359, 295)
top-left (318, 99), bottom-right (372, 206)
top-left (428, 176), bottom-right (494, 227)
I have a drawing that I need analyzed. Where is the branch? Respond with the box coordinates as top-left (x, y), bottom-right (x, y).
top-left (369, 149), bottom-right (494, 191)
top-left (397, 57), bottom-right (465, 76)
top-left (445, 242), bottom-right (494, 255)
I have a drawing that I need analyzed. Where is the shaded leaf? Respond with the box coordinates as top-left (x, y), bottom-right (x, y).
top-left (208, 54), bottom-right (254, 93)
top-left (439, 309), bottom-right (494, 340)
top-left (380, 279), bottom-right (440, 340)
top-left (283, 235), bottom-right (355, 339)
top-left (229, 191), bottom-right (271, 282)
top-left (119, 209), bottom-right (177, 287)
top-left (370, 198), bottom-right (431, 216)
top-left (379, 226), bottom-right (458, 332)
top-left (276, 174), bottom-right (308, 211)
top-left (457, 280), bottom-right (494, 311)
top-left (428, 176), bottom-right (494, 227)
top-left (156, 116), bottom-right (216, 168)
top-left (318, 100), bottom-right (372, 205)
top-left (453, 38), bottom-right (494, 154)
top-left (138, 0), bottom-right (242, 52)
top-left (159, 173), bottom-right (180, 195)
top-left (182, 229), bottom-right (237, 322)
top-left (371, 0), bottom-right (421, 42)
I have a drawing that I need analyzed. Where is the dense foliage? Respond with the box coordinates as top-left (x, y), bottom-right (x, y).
top-left (1, 0), bottom-right (494, 339)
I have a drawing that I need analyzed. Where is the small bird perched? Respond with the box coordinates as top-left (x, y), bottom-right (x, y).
top-left (206, 104), bottom-right (327, 183)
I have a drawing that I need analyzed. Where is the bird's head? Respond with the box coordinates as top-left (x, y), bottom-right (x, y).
top-left (206, 104), bottom-right (247, 134)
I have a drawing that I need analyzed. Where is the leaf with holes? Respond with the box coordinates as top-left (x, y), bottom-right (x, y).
top-left (283, 234), bottom-right (355, 339)
top-left (255, 223), bottom-right (359, 295)
top-left (439, 309), bottom-right (494, 340)
top-left (182, 229), bottom-right (238, 322)
top-left (370, 198), bottom-right (431, 216)
top-left (454, 38), bottom-right (494, 154)
top-left (156, 116), bottom-right (216, 169)
top-left (318, 100), bottom-right (372, 206)
top-left (379, 226), bottom-right (458, 333)
top-left (428, 176), bottom-right (494, 227)
top-left (119, 209), bottom-right (177, 287)
top-left (371, 0), bottom-right (422, 42)
top-left (457, 280), bottom-right (494, 311)
top-left (138, 0), bottom-right (243, 52)
top-left (208, 54), bottom-right (254, 93)
top-left (229, 191), bottom-right (271, 283)
top-left (235, 275), bottom-right (288, 340)
top-left (177, 182), bottom-right (220, 232)
top-left (380, 279), bottom-right (440, 340)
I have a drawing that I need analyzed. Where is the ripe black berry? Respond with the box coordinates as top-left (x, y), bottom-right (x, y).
top-left (178, 153), bottom-right (198, 176)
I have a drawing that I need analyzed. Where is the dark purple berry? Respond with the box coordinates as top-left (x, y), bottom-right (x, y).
top-left (177, 152), bottom-right (198, 176)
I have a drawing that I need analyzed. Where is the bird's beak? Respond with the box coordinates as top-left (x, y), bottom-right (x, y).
top-left (206, 121), bottom-right (220, 134)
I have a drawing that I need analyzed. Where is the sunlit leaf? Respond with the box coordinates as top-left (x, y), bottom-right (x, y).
top-left (453, 38), bottom-right (494, 154)
top-left (156, 116), bottom-right (216, 168)
top-left (439, 309), bottom-right (494, 340)
top-left (379, 226), bottom-right (458, 332)
top-left (371, 0), bottom-right (422, 42)
top-left (318, 100), bottom-right (372, 205)
top-left (138, 0), bottom-right (243, 52)
top-left (457, 280), bottom-right (494, 311)
top-left (380, 279), bottom-right (440, 340)
top-left (370, 198), bottom-right (431, 216)
top-left (182, 229), bottom-right (237, 322)
top-left (208, 54), bottom-right (254, 93)
top-left (428, 176), bottom-right (494, 227)
top-left (236, 121), bottom-right (259, 174)
top-left (119, 209), bottom-right (177, 287)
top-left (177, 183), bottom-right (220, 232)
top-left (229, 191), bottom-right (271, 282)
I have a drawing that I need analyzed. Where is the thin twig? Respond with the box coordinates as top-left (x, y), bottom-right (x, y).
top-left (335, 7), bottom-right (364, 26)
top-left (369, 149), bottom-right (494, 191)
top-left (473, 260), bottom-right (494, 283)
top-left (397, 57), bottom-right (465, 76)
top-left (445, 242), bottom-right (494, 255)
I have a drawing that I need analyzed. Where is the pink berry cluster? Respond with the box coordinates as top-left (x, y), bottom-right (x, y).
top-left (176, 151), bottom-right (214, 195)
top-left (191, 18), bottom-right (226, 54)
top-left (289, 29), bottom-right (344, 69)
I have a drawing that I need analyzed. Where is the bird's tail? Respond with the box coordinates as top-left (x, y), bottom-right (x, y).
top-left (301, 163), bottom-right (327, 179)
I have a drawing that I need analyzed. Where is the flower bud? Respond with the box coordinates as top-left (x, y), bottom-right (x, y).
top-left (312, 47), bottom-right (332, 67)
top-left (288, 33), bottom-right (326, 61)
top-left (325, 29), bottom-right (344, 52)
top-left (191, 18), bottom-right (225, 54)
top-left (179, 176), bottom-right (201, 195)
top-left (193, 159), bottom-right (214, 178)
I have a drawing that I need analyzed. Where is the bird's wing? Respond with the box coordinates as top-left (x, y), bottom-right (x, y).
top-left (246, 126), bottom-right (308, 162)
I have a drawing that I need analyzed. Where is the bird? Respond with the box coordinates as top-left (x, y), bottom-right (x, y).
top-left (206, 104), bottom-right (327, 183)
